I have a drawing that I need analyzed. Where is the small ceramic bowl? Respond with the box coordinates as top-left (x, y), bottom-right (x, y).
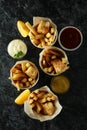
top-left (39, 46), bottom-right (69, 76)
top-left (7, 39), bottom-right (27, 59)
top-left (29, 17), bottom-right (58, 49)
top-left (9, 60), bottom-right (39, 91)
top-left (58, 26), bottom-right (83, 51)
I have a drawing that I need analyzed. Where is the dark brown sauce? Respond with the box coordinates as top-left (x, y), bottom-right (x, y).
top-left (60, 27), bottom-right (81, 49)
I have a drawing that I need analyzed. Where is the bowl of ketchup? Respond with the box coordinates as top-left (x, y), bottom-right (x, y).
top-left (58, 26), bottom-right (83, 51)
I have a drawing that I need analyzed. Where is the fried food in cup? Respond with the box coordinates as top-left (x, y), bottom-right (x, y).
top-left (25, 22), bottom-right (37, 35)
top-left (29, 18), bottom-right (58, 48)
top-left (9, 60), bottom-right (39, 91)
top-left (28, 88), bottom-right (57, 115)
top-left (17, 18), bottom-right (58, 49)
top-left (39, 46), bottom-right (69, 76)
top-left (24, 86), bottom-right (62, 121)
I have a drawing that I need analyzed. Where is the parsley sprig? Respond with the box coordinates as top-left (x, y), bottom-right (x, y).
top-left (14, 51), bottom-right (24, 58)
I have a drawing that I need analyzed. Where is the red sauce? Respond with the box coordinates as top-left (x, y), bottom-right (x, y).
top-left (60, 27), bottom-right (81, 49)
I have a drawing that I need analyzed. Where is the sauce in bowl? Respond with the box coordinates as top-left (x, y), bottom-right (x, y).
top-left (58, 26), bottom-right (83, 51)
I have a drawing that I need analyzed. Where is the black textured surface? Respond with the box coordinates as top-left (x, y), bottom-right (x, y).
top-left (0, 0), bottom-right (87, 130)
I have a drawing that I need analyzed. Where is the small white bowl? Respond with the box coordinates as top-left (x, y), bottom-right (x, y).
top-left (58, 26), bottom-right (83, 51)
top-left (7, 39), bottom-right (27, 59)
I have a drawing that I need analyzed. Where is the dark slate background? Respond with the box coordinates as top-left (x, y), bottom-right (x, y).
top-left (0, 0), bottom-right (87, 130)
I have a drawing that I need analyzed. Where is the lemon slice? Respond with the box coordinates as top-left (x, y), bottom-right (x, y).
top-left (50, 76), bottom-right (70, 94)
top-left (15, 89), bottom-right (30, 105)
top-left (17, 20), bottom-right (30, 37)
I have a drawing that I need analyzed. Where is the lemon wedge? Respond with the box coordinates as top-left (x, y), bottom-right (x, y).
top-left (51, 76), bottom-right (70, 94)
top-left (17, 20), bottom-right (30, 37)
top-left (15, 89), bottom-right (30, 105)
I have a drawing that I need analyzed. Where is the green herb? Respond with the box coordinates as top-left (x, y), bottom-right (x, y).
top-left (14, 51), bottom-right (24, 58)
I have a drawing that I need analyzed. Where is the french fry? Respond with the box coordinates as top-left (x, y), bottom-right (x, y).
top-left (15, 69), bottom-right (22, 74)
top-left (15, 81), bottom-right (20, 91)
top-left (37, 91), bottom-right (46, 98)
top-left (21, 62), bottom-right (27, 72)
top-left (33, 95), bottom-right (38, 101)
top-left (44, 38), bottom-right (49, 43)
top-left (25, 81), bottom-right (30, 87)
top-left (29, 99), bottom-right (34, 104)
top-left (48, 66), bottom-right (53, 73)
top-left (21, 78), bottom-right (27, 83)
top-left (39, 98), bottom-right (47, 103)
top-left (28, 78), bottom-right (33, 82)
top-left (35, 102), bottom-right (42, 114)
top-left (25, 22), bottom-right (37, 35)
top-left (19, 82), bottom-right (24, 88)
top-left (50, 27), bottom-right (55, 34)
top-left (10, 67), bottom-right (17, 73)
top-left (40, 39), bottom-right (46, 47)
top-left (49, 35), bottom-right (55, 42)
top-left (29, 32), bottom-right (35, 39)
top-left (35, 34), bottom-right (44, 40)
top-left (43, 67), bottom-right (48, 73)
top-left (25, 62), bottom-right (31, 68)
top-left (30, 103), bottom-right (35, 108)
top-left (45, 21), bottom-right (50, 28)
top-left (11, 73), bottom-right (27, 80)
top-left (31, 39), bottom-right (39, 45)
top-left (46, 32), bottom-right (51, 38)
top-left (15, 64), bottom-right (22, 70)
top-left (30, 79), bottom-right (36, 85)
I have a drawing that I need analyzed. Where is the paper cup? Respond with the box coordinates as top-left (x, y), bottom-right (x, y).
top-left (39, 46), bottom-right (69, 76)
top-left (24, 86), bottom-right (62, 122)
top-left (29, 17), bottom-right (58, 49)
top-left (9, 60), bottom-right (39, 91)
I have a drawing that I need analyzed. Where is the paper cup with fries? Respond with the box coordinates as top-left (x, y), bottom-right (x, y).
top-left (24, 86), bottom-right (62, 121)
top-left (26, 17), bottom-right (58, 49)
top-left (39, 46), bottom-right (69, 76)
top-left (9, 60), bottom-right (39, 91)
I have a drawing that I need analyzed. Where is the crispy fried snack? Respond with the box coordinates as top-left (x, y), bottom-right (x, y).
top-left (17, 18), bottom-right (57, 48)
top-left (9, 61), bottom-right (39, 90)
top-left (29, 89), bottom-right (56, 115)
top-left (39, 47), bottom-right (69, 75)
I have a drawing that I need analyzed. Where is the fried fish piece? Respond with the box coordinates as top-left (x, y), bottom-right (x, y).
top-left (42, 102), bottom-right (55, 115)
top-left (25, 66), bottom-right (38, 79)
top-left (51, 60), bottom-right (69, 74)
top-left (37, 20), bottom-right (50, 34)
